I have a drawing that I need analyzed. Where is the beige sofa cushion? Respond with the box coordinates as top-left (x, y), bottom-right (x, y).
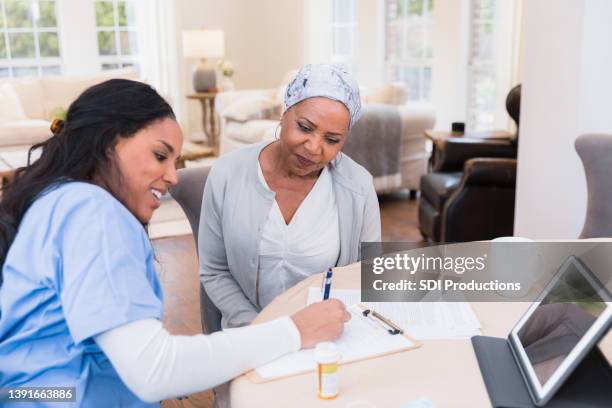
top-left (4, 78), bottom-right (45, 119)
top-left (0, 83), bottom-right (27, 122)
top-left (41, 68), bottom-right (138, 119)
top-left (363, 83), bottom-right (409, 105)
top-left (0, 119), bottom-right (51, 147)
top-left (224, 119), bottom-right (278, 144)
top-left (224, 95), bottom-right (281, 123)
top-left (2, 68), bottom-right (139, 121)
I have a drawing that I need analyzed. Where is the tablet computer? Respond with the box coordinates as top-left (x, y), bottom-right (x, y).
top-left (508, 255), bottom-right (612, 406)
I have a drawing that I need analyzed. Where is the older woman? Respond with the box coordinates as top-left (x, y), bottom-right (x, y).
top-left (200, 64), bottom-right (381, 328)
top-left (0, 79), bottom-right (348, 406)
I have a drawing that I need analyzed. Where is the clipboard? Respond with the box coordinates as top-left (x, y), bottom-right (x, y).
top-left (245, 304), bottom-right (421, 384)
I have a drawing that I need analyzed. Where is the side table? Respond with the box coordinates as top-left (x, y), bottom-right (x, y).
top-left (0, 147), bottom-right (40, 187)
top-left (187, 92), bottom-right (220, 155)
top-left (178, 141), bottom-right (216, 169)
top-left (424, 129), bottom-right (512, 144)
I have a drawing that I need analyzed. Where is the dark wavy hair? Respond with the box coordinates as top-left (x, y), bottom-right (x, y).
top-left (0, 79), bottom-right (175, 285)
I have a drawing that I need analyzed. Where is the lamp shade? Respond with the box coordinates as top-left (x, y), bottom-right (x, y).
top-left (182, 30), bottom-right (225, 59)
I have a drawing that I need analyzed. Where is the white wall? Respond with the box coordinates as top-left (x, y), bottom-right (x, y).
top-left (172, 0), bottom-right (230, 140)
top-left (430, 0), bottom-right (470, 131)
top-left (172, 0), bottom-right (521, 139)
top-left (234, 0), bottom-right (305, 89)
top-left (174, 0), bottom-right (306, 140)
top-left (354, 0), bottom-right (386, 89)
top-left (514, 0), bottom-right (612, 238)
top-left (57, 0), bottom-right (99, 75)
top-left (304, 0), bottom-right (333, 65)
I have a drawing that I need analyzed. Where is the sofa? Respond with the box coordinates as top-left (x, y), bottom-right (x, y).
top-left (0, 68), bottom-right (138, 148)
top-left (215, 78), bottom-right (436, 193)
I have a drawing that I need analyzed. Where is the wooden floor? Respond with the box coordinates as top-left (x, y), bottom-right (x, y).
top-left (154, 192), bottom-right (421, 408)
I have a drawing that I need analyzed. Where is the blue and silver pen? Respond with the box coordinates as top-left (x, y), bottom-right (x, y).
top-left (322, 268), bottom-right (333, 300)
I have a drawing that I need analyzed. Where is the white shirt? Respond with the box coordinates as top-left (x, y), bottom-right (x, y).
top-left (257, 163), bottom-right (340, 308)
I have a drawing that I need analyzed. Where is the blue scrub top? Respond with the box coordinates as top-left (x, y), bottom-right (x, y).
top-left (0, 182), bottom-right (164, 407)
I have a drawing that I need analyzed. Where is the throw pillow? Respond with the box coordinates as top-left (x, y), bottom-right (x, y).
top-left (223, 95), bottom-right (281, 123)
top-left (0, 83), bottom-right (28, 122)
top-left (364, 83), bottom-right (409, 105)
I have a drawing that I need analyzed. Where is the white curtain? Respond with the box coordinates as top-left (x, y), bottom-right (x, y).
top-left (136, 0), bottom-right (182, 119)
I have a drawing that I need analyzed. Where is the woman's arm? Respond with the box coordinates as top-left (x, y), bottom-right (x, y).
top-left (360, 181), bottom-right (382, 242)
top-left (94, 300), bottom-right (350, 403)
top-left (94, 317), bottom-right (300, 403)
top-left (198, 168), bottom-right (260, 328)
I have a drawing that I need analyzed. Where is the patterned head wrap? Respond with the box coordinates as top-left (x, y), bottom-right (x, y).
top-left (284, 64), bottom-right (362, 130)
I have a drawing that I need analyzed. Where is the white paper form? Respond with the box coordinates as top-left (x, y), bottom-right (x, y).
top-left (255, 304), bottom-right (414, 380)
top-left (306, 288), bottom-right (481, 340)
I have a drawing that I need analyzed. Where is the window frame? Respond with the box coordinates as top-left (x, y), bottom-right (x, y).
top-left (331, 0), bottom-right (358, 73)
top-left (385, 0), bottom-right (434, 102)
top-left (94, 0), bottom-right (140, 73)
top-left (466, 0), bottom-right (498, 131)
top-left (0, 0), bottom-right (62, 78)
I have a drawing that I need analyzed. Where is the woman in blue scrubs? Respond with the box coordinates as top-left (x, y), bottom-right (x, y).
top-left (0, 79), bottom-right (349, 407)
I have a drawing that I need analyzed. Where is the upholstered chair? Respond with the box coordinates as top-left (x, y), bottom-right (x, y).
top-left (575, 134), bottom-right (612, 238)
top-left (169, 166), bottom-right (222, 334)
top-left (418, 85), bottom-right (521, 242)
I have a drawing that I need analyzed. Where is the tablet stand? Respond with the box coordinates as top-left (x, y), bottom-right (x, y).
top-left (471, 335), bottom-right (612, 407)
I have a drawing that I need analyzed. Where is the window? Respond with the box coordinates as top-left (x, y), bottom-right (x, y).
top-left (331, 0), bottom-right (357, 73)
top-left (467, 0), bottom-right (497, 130)
top-left (385, 0), bottom-right (434, 101)
top-left (94, 0), bottom-right (139, 73)
top-left (0, 0), bottom-right (61, 78)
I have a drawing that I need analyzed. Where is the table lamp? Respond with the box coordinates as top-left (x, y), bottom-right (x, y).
top-left (182, 29), bottom-right (225, 92)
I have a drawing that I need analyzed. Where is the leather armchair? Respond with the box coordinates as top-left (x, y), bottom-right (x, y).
top-left (419, 85), bottom-right (521, 242)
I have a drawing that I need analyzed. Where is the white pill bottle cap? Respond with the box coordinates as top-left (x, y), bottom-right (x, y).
top-left (315, 342), bottom-right (341, 364)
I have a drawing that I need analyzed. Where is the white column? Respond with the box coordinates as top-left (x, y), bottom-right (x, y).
top-left (58, 0), bottom-right (99, 75)
top-left (514, 0), bottom-right (612, 238)
top-left (355, 0), bottom-right (385, 88)
top-left (430, 0), bottom-right (470, 131)
top-left (492, 0), bottom-right (520, 129)
top-left (303, 0), bottom-right (333, 65)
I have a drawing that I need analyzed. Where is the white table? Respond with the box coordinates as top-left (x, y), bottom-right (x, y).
top-left (230, 262), bottom-right (612, 408)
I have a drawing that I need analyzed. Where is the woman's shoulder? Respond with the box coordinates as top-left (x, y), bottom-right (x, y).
top-left (330, 153), bottom-right (374, 193)
top-left (40, 181), bottom-right (119, 207)
top-left (34, 181), bottom-right (140, 227)
top-left (15, 182), bottom-right (147, 250)
top-left (208, 141), bottom-right (268, 181)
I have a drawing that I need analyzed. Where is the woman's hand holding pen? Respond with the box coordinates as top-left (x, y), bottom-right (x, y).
top-left (291, 299), bottom-right (352, 349)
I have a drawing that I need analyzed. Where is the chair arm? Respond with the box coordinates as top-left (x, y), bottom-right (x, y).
top-left (462, 158), bottom-right (517, 187)
top-left (439, 158), bottom-right (517, 241)
top-left (433, 138), bottom-right (516, 172)
top-left (397, 102), bottom-right (436, 136)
